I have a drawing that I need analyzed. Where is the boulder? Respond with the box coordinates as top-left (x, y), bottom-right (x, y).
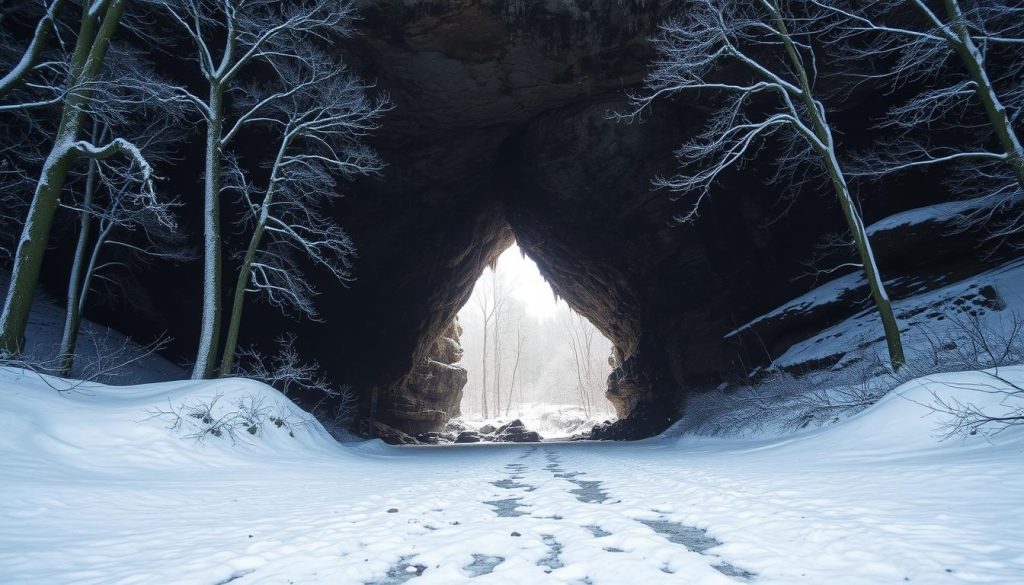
top-left (373, 422), bottom-right (419, 445)
top-left (444, 418), bottom-right (468, 434)
top-left (415, 432), bottom-right (447, 444)
top-left (493, 419), bottom-right (543, 443)
top-left (495, 419), bottom-right (525, 434)
top-left (454, 431), bottom-right (482, 444)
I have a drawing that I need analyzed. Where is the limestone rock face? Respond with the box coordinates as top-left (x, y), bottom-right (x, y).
top-left (381, 319), bottom-right (468, 435)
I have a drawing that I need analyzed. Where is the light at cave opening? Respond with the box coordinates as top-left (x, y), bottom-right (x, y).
top-left (455, 242), bottom-right (617, 438)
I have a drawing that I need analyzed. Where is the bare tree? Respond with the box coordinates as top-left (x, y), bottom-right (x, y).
top-left (0, 0), bottom-right (159, 355)
top-left (157, 0), bottom-right (359, 379)
top-left (233, 332), bottom-right (337, 398)
top-left (56, 119), bottom-right (191, 377)
top-left (817, 0), bottom-right (1024, 236)
top-left (504, 312), bottom-right (525, 417)
top-left (491, 270), bottom-right (506, 416)
top-left (561, 309), bottom-right (599, 416)
top-left (0, 0), bottom-right (66, 101)
top-left (623, 0), bottom-right (906, 369)
top-left (217, 56), bottom-right (387, 376)
top-left (475, 270), bottom-right (495, 418)
top-left (473, 266), bottom-right (510, 419)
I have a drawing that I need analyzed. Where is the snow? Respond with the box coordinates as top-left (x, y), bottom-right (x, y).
top-left (865, 196), bottom-right (993, 236)
top-left (725, 271), bottom-right (865, 339)
top-left (0, 270), bottom-right (184, 384)
top-left (770, 259), bottom-right (1024, 372)
top-left (1, 363), bottom-right (1022, 584)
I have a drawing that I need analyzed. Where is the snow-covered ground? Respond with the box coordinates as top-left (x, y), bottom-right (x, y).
top-left (1, 363), bottom-right (1022, 584)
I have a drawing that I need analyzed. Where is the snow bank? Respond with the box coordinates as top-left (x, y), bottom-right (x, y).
top-left (0, 367), bottom-right (344, 473)
top-left (812, 366), bottom-right (1024, 454)
top-left (668, 364), bottom-right (1024, 454)
top-left (865, 195), bottom-right (993, 236)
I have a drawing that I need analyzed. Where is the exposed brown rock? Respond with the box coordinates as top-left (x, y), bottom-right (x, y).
top-left (379, 319), bottom-right (468, 436)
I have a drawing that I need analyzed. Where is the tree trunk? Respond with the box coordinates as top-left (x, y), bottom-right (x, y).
top-left (770, 2), bottom-right (905, 369)
top-left (57, 155), bottom-right (99, 376)
top-left (0, 0), bottom-right (124, 355)
top-left (492, 302), bottom-right (501, 418)
top-left (217, 223), bottom-right (262, 378)
top-left (505, 323), bottom-right (523, 417)
top-left (480, 314), bottom-right (489, 418)
top-left (192, 82), bottom-right (225, 379)
top-left (942, 0), bottom-right (1024, 190)
top-left (831, 164), bottom-right (905, 368)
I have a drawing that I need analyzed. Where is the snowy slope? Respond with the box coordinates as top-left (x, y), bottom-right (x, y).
top-left (770, 260), bottom-right (1024, 372)
top-left (0, 270), bottom-right (185, 384)
top-left (865, 195), bottom-right (994, 235)
top-left (1, 365), bottom-right (1022, 584)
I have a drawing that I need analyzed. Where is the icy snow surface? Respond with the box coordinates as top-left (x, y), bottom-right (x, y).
top-left (1, 366), bottom-right (1022, 584)
top-left (865, 195), bottom-right (994, 236)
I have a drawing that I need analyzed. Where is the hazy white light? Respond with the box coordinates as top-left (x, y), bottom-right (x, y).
top-left (495, 243), bottom-right (560, 319)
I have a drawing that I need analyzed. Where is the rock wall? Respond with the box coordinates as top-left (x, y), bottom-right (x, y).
top-left (380, 319), bottom-right (469, 435)
top-left (310, 0), bottom-right (1006, 439)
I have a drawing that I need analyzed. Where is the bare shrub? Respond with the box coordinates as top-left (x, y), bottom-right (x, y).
top-left (232, 333), bottom-right (334, 397)
top-left (0, 332), bottom-right (170, 391)
top-left (926, 371), bottom-right (1024, 438)
top-left (146, 392), bottom-right (316, 445)
top-left (309, 384), bottom-right (359, 441)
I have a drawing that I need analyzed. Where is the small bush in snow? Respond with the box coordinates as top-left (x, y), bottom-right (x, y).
top-left (146, 392), bottom-right (314, 445)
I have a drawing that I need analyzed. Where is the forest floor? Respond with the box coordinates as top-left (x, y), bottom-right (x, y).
top-left (0, 367), bottom-right (1022, 585)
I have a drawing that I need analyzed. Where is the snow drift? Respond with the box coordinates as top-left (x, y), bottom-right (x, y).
top-left (0, 364), bottom-right (1021, 584)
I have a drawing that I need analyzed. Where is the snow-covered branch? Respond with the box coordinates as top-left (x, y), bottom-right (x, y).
top-left (818, 0), bottom-right (1024, 237)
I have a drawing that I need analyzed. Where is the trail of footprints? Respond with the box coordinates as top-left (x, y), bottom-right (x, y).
top-left (367, 447), bottom-right (754, 583)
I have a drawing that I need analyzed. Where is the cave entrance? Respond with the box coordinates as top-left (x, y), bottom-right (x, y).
top-left (453, 242), bottom-right (617, 440)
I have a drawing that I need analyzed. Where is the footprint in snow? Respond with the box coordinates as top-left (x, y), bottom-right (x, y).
top-left (537, 535), bottom-right (564, 573)
top-left (491, 478), bottom-right (535, 491)
top-left (484, 497), bottom-right (528, 517)
top-left (364, 556), bottom-right (426, 585)
top-left (464, 554), bottom-right (504, 577)
top-left (637, 517), bottom-right (756, 580)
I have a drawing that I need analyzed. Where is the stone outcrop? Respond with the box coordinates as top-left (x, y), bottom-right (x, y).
top-left (379, 319), bottom-right (468, 436)
top-left (494, 419), bottom-right (542, 443)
